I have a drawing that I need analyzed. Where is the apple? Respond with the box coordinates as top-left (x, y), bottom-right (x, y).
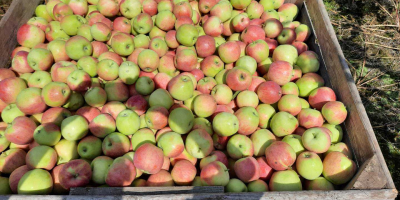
top-left (218, 41), bottom-right (240, 64)
top-left (50, 61), bottom-right (77, 83)
top-left (297, 108), bottom-right (324, 128)
top-left (33, 123), bottom-right (61, 146)
top-left (18, 169), bottom-right (53, 195)
top-left (0, 128), bottom-right (10, 153)
top-left (296, 51), bottom-right (320, 73)
top-left (296, 72), bottom-right (325, 97)
top-left (9, 165), bottom-right (29, 194)
top-left (68, 0), bottom-right (88, 16)
top-left (211, 84), bottom-right (233, 105)
top-left (305, 177), bottom-right (335, 190)
top-left (120, 0), bottom-right (142, 19)
top-left (282, 82), bottom-right (299, 96)
top-left (226, 67), bottom-right (252, 91)
top-left (265, 141), bottom-right (296, 171)
top-left (321, 101), bottom-right (347, 125)
top-left (171, 160), bottom-right (197, 185)
top-left (272, 44), bottom-right (298, 65)
top-left (212, 112), bottom-right (239, 136)
top-left (225, 178), bottom-right (247, 192)
top-left (66, 70), bottom-right (91, 92)
top-left (17, 24), bottom-right (45, 48)
top-left (185, 129), bottom-right (213, 158)
top-left (60, 15), bottom-right (87, 36)
top-left (35, 4), bottom-right (52, 22)
top-left (308, 87), bottom-right (336, 110)
top-left (269, 170), bottom-right (302, 191)
top-left (257, 81), bottom-right (282, 104)
top-left (199, 0), bottom-right (217, 13)
top-left (97, 0), bottom-right (119, 17)
top-left (130, 128), bottom-right (156, 151)
top-left (199, 151), bottom-right (228, 169)
top-left (91, 41), bottom-right (108, 58)
top-left (251, 129), bottom-right (276, 156)
top-left (96, 59), bottom-right (119, 81)
top-left (235, 106), bottom-right (259, 135)
top-left (111, 32), bottom-right (135, 56)
top-left (132, 13), bottom-right (154, 34)
top-left (5, 116), bottom-right (37, 145)
top-left (270, 111), bottom-right (299, 137)
top-left (197, 77), bottom-right (217, 94)
top-left (102, 132), bottom-right (130, 158)
top-left (65, 36), bottom-right (93, 60)
top-left (195, 35), bottom-right (216, 58)
top-left (170, 148), bottom-right (197, 166)
top-left (26, 145), bottom-right (57, 170)
top-left (77, 136), bottom-right (102, 160)
top-left (134, 143), bottom-right (164, 174)
top-left (322, 122), bottom-right (344, 143)
top-left (277, 94), bottom-right (301, 116)
top-left (302, 127), bottom-right (331, 153)
top-left (266, 61), bottom-right (293, 86)
top-left (27, 71), bottom-right (52, 89)
top-left (54, 139), bottom-right (79, 165)
top-left (263, 18), bottom-right (283, 39)
top-left (200, 161), bottom-right (229, 186)
top-left (147, 169), bottom-right (174, 186)
top-left (227, 134), bottom-right (253, 159)
top-left (105, 79), bottom-right (129, 102)
top-left (45, 21), bottom-right (70, 42)
top-left (256, 104), bottom-right (276, 129)
top-left (192, 118), bottom-right (213, 136)
top-left (168, 107), bottom-right (194, 134)
top-left (11, 51), bottom-right (33, 74)
top-left (240, 25), bottom-right (264, 45)
top-left (0, 149), bottom-right (26, 174)
top-left (282, 134), bottom-right (305, 156)
top-left (59, 159), bottom-right (92, 189)
top-left (0, 77), bottom-right (27, 104)
top-left (323, 152), bottom-right (357, 185)
top-left (41, 107), bottom-right (71, 127)
top-left (91, 156), bottom-right (113, 185)
top-left (105, 157), bottom-right (136, 186)
top-left (115, 109), bottom-right (140, 135)
top-left (15, 88), bottom-right (47, 115)
top-left (324, 142), bottom-right (352, 159)
top-left (296, 151), bottom-right (323, 180)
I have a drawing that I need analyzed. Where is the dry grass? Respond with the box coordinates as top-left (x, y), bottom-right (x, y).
top-left (324, 0), bottom-right (400, 191)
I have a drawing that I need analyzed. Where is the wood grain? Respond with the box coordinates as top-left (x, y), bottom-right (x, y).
top-left (304, 0), bottom-right (396, 190)
top-left (345, 155), bottom-right (387, 190)
top-left (0, 0), bottom-right (42, 69)
top-left (70, 186), bottom-right (224, 195)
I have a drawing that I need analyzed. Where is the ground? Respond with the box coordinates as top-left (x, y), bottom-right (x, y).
top-left (323, 0), bottom-right (400, 190)
top-left (0, 0), bottom-right (399, 194)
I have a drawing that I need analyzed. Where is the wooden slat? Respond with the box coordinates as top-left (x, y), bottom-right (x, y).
top-left (345, 155), bottom-right (387, 190)
top-left (0, 0), bottom-right (42, 68)
top-left (4, 189), bottom-right (398, 200)
top-left (304, 0), bottom-right (396, 190)
top-left (69, 186), bottom-right (224, 195)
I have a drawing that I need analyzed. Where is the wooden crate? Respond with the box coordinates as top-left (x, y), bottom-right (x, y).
top-left (0, 0), bottom-right (397, 199)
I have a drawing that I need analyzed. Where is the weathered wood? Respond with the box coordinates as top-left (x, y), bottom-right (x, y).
top-left (4, 189), bottom-right (398, 200)
top-left (0, 0), bottom-right (42, 68)
top-left (69, 186), bottom-right (224, 195)
top-left (345, 155), bottom-right (387, 190)
top-left (304, 0), bottom-right (396, 190)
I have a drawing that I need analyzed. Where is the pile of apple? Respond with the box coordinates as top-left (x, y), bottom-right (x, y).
top-left (0, 0), bottom-right (357, 195)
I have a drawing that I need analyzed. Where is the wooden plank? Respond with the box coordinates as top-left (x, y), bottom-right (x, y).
top-left (3, 189), bottom-right (398, 200)
top-left (69, 186), bottom-right (224, 195)
top-left (345, 155), bottom-right (387, 190)
top-left (0, 0), bottom-right (42, 69)
top-left (304, 0), bottom-right (396, 190)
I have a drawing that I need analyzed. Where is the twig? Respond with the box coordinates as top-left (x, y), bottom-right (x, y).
top-left (357, 58), bottom-right (366, 85)
top-left (365, 42), bottom-right (400, 50)
top-left (362, 24), bottom-right (399, 27)
top-left (359, 72), bottom-right (385, 86)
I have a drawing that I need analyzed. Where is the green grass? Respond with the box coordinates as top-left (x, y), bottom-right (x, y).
top-left (323, 0), bottom-right (400, 192)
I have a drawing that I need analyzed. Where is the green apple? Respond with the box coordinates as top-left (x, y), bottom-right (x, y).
top-left (33, 123), bottom-right (61, 146)
top-left (225, 178), bottom-right (247, 192)
top-left (227, 134), bottom-right (253, 159)
top-left (270, 111), bottom-right (298, 137)
top-left (251, 129), bottom-right (276, 156)
top-left (212, 112), bottom-right (239, 136)
top-left (185, 129), bottom-right (213, 158)
top-left (248, 179), bottom-right (269, 192)
top-left (65, 35), bottom-right (93, 60)
top-left (269, 170), bottom-right (302, 191)
top-left (235, 56), bottom-right (257, 74)
top-left (305, 177), bottom-right (335, 190)
top-left (119, 61), bottom-right (140, 85)
top-left (322, 123), bottom-right (343, 144)
top-left (157, 131), bottom-right (185, 158)
top-left (84, 87), bottom-right (107, 108)
top-left (282, 134), bottom-right (305, 156)
top-left (60, 15), bottom-right (87, 36)
top-left (192, 118), bottom-right (213, 136)
top-left (54, 139), bottom-right (79, 165)
top-left (149, 89), bottom-right (174, 110)
top-left (0, 129), bottom-right (11, 153)
top-left (133, 34), bottom-right (150, 48)
top-left (120, 0), bottom-right (142, 19)
top-left (91, 156), bottom-right (114, 185)
top-left (302, 127), bottom-right (331, 154)
top-left (168, 108), bottom-right (194, 134)
top-left (77, 56), bottom-right (98, 77)
top-left (272, 44), bottom-right (298, 65)
top-left (77, 24), bottom-right (93, 41)
top-left (28, 71), bottom-right (52, 88)
top-left (135, 76), bottom-right (155, 95)
top-left (176, 24), bottom-right (199, 47)
top-left (61, 115), bottom-right (88, 141)
top-left (296, 151), bottom-right (323, 180)
top-left (116, 109), bottom-right (140, 135)
top-left (131, 129), bottom-right (156, 151)
top-left (0, 176), bottom-right (11, 194)
top-left (35, 5), bottom-right (52, 22)
top-left (323, 152), bottom-right (356, 185)
top-left (18, 169), bottom-right (53, 195)
top-left (78, 136), bottom-right (102, 159)
top-left (26, 145), bottom-right (57, 170)
top-left (1, 104), bottom-right (25, 124)
top-left (256, 104), bottom-right (276, 129)
top-left (167, 75), bottom-right (194, 101)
